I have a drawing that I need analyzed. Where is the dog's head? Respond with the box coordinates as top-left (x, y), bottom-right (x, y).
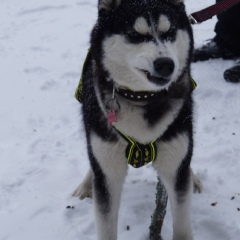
top-left (91, 0), bottom-right (193, 92)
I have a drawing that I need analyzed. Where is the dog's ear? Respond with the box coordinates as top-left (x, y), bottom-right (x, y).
top-left (173, 0), bottom-right (184, 4)
top-left (172, 0), bottom-right (185, 9)
top-left (98, 0), bottom-right (121, 10)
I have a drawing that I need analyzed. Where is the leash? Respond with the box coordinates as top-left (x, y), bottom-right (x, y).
top-left (189, 0), bottom-right (240, 24)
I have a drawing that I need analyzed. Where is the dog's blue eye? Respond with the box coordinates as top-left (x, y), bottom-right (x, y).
top-left (126, 32), bottom-right (153, 43)
top-left (160, 28), bottom-right (176, 41)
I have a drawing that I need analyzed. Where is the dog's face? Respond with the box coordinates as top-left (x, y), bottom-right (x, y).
top-left (92, 0), bottom-right (193, 92)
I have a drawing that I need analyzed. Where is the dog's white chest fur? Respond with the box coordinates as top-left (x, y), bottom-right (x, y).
top-left (112, 98), bottom-right (184, 143)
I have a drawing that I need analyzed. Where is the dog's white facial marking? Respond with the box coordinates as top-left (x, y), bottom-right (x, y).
top-left (174, 29), bottom-right (190, 75)
top-left (133, 17), bottom-right (151, 35)
top-left (158, 15), bottom-right (171, 33)
top-left (103, 35), bottom-right (163, 91)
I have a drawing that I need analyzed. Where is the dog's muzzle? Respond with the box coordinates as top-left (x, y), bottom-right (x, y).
top-left (138, 57), bottom-right (174, 86)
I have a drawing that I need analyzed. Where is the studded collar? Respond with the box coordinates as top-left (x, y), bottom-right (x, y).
top-left (115, 77), bottom-right (197, 102)
top-left (115, 87), bottom-right (167, 102)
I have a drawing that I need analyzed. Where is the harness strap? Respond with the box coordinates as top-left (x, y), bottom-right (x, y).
top-left (75, 49), bottom-right (91, 103)
top-left (114, 127), bottom-right (157, 168)
top-left (191, 77), bottom-right (197, 90)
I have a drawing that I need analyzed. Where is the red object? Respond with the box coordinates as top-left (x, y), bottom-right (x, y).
top-left (107, 111), bottom-right (117, 124)
top-left (190, 0), bottom-right (240, 24)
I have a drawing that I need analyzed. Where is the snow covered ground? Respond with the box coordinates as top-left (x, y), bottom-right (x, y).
top-left (0, 0), bottom-right (239, 239)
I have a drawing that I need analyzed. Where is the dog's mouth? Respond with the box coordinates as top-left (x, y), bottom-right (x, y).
top-left (137, 69), bottom-right (171, 86)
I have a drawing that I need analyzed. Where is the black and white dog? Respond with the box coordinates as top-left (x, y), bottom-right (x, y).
top-left (73, 0), bottom-right (201, 239)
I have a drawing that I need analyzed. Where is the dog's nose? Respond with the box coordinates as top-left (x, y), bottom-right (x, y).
top-left (154, 58), bottom-right (175, 78)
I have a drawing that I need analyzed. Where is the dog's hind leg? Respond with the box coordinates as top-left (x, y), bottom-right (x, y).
top-left (72, 168), bottom-right (93, 199)
top-left (191, 170), bottom-right (203, 193)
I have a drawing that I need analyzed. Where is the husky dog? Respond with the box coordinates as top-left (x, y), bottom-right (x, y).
top-left (73, 0), bottom-right (200, 239)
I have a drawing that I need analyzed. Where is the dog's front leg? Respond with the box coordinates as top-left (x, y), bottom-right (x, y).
top-left (169, 173), bottom-right (193, 240)
top-left (90, 136), bottom-right (128, 240)
top-left (93, 165), bottom-right (127, 240)
top-left (155, 169), bottom-right (193, 240)
top-left (153, 136), bottom-right (194, 240)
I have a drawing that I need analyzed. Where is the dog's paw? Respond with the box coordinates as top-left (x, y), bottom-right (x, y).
top-left (192, 173), bottom-right (203, 193)
top-left (72, 183), bottom-right (92, 200)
